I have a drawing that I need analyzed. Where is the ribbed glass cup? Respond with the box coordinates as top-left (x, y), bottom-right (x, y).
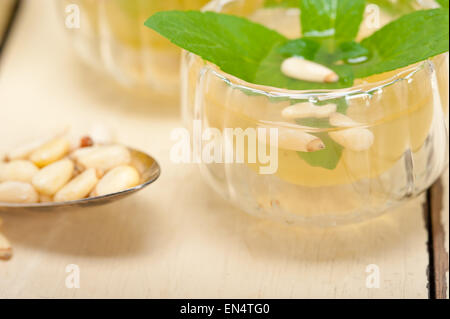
top-left (59, 0), bottom-right (210, 93)
top-left (181, 0), bottom-right (449, 226)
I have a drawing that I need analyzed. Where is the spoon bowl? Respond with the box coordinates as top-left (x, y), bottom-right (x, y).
top-left (0, 148), bottom-right (160, 212)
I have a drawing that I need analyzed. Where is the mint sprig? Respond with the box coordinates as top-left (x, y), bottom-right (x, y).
top-left (145, 7), bottom-right (449, 91)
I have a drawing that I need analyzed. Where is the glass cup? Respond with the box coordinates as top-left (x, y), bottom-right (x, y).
top-left (181, 0), bottom-right (449, 226)
top-left (60, 0), bottom-right (210, 94)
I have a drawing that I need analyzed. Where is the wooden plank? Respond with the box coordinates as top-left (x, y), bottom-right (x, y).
top-left (429, 170), bottom-right (449, 299)
top-left (0, 0), bottom-right (430, 298)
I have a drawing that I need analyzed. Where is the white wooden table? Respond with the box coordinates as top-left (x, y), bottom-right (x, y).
top-left (0, 0), bottom-right (448, 299)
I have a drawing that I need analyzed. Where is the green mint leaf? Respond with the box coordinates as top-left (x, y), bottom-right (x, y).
top-left (297, 132), bottom-right (343, 170)
top-left (300, 0), bottom-right (338, 38)
top-left (369, 0), bottom-right (416, 15)
top-left (300, 0), bottom-right (366, 43)
top-left (264, 0), bottom-right (300, 8)
top-left (278, 38), bottom-right (320, 59)
top-left (436, 0), bottom-right (449, 8)
top-left (334, 0), bottom-right (366, 43)
top-left (354, 8), bottom-right (450, 78)
top-left (283, 38), bottom-right (368, 63)
top-left (335, 41), bottom-right (370, 62)
top-left (144, 11), bottom-right (286, 83)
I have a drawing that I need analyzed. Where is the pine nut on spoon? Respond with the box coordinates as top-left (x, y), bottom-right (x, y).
top-left (0, 181), bottom-right (39, 203)
top-left (54, 168), bottom-right (99, 202)
top-left (29, 136), bottom-right (71, 168)
top-left (92, 165), bottom-right (140, 197)
top-left (0, 129), bottom-right (160, 210)
top-left (0, 160), bottom-right (39, 183)
top-left (72, 145), bottom-right (131, 174)
top-left (5, 127), bottom-right (68, 161)
top-left (31, 159), bottom-right (74, 196)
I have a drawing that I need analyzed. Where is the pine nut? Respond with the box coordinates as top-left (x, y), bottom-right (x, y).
top-left (259, 125), bottom-right (325, 152)
top-left (89, 124), bottom-right (115, 145)
top-left (0, 160), bottom-right (39, 183)
top-left (282, 102), bottom-right (337, 119)
top-left (29, 137), bottom-right (71, 167)
top-left (0, 232), bottom-right (12, 260)
top-left (329, 128), bottom-right (374, 151)
top-left (329, 113), bottom-right (360, 127)
top-left (5, 127), bottom-right (68, 161)
top-left (32, 159), bottom-right (74, 195)
top-left (70, 146), bottom-right (99, 160)
top-left (54, 168), bottom-right (99, 202)
top-left (93, 165), bottom-right (140, 197)
top-left (74, 145), bottom-right (131, 173)
top-left (0, 181), bottom-right (39, 203)
top-left (281, 57), bottom-right (339, 83)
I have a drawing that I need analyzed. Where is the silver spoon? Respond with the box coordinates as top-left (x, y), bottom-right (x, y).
top-left (0, 148), bottom-right (160, 212)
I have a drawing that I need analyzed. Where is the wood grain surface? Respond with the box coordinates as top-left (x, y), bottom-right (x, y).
top-left (429, 171), bottom-right (449, 299)
top-left (0, 0), bottom-right (16, 47)
top-left (0, 0), bottom-right (445, 299)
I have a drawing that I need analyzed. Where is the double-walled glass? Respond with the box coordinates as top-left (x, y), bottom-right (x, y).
top-left (181, 0), bottom-right (449, 226)
top-left (60, 0), bottom-right (209, 93)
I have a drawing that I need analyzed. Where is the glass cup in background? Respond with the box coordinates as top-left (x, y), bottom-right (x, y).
top-left (60, 0), bottom-right (210, 94)
top-left (181, 0), bottom-right (449, 226)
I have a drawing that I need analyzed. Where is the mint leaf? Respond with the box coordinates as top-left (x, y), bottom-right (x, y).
top-left (283, 39), bottom-right (369, 62)
top-left (144, 11), bottom-right (286, 84)
top-left (354, 8), bottom-right (450, 78)
top-left (300, 0), bottom-right (366, 43)
top-left (278, 38), bottom-right (320, 59)
top-left (334, 0), bottom-right (366, 43)
top-left (300, 0), bottom-right (338, 38)
top-left (369, 0), bottom-right (416, 15)
top-left (335, 41), bottom-right (369, 61)
top-left (436, 0), bottom-right (449, 8)
top-left (264, 0), bottom-right (300, 8)
top-left (297, 132), bottom-right (343, 170)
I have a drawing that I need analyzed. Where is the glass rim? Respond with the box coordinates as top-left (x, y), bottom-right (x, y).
top-left (184, 52), bottom-right (442, 132)
top-left (193, 53), bottom-right (432, 102)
